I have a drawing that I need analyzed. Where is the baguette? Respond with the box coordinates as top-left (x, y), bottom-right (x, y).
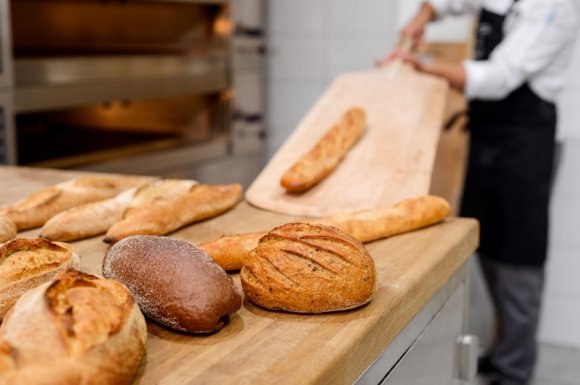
top-left (201, 195), bottom-right (451, 271)
top-left (0, 216), bottom-right (16, 243)
top-left (40, 179), bottom-right (197, 242)
top-left (199, 232), bottom-right (266, 271)
top-left (0, 269), bottom-right (147, 385)
top-left (0, 175), bottom-right (151, 230)
top-left (104, 183), bottom-right (243, 244)
top-left (0, 238), bottom-right (80, 320)
top-left (241, 223), bottom-right (377, 313)
top-left (280, 107), bottom-right (366, 192)
top-left (320, 195), bottom-right (452, 242)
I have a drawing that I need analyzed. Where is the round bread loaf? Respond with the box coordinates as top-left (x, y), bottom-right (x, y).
top-left (103, 235), bottom-right (242, 333)
top-left (241, 222), bottom-right (377, 313)
top-left (0, 269), bottom-right (147, 385)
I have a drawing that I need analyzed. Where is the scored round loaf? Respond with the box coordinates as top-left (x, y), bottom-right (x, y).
top-left (102, 235), bottom-right (242, 333)
top-left (241, 222), bottom-right (377, 313)
top-left (0, 269), bottom-right (147, 385)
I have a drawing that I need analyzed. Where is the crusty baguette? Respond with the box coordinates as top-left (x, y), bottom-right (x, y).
top-left (199, 232), bottom-right (266, 271)
top-left (104, 183), bottom-right (243, 244)
top-left (40, 179), bottom-right (197, 242)
top-left (0, 238), bottom-right (80, 320)
top-left (201, 195), bottom-right (451, 271)
top-left (280, 107), bottom-right (366, 192)
top-left (320, 195), bottom-right (452, 242)
top-left (0, 269), bottom-right (147, 385)
top-left (241, 223), bottom-right (377, 313)
top-left (0, 216), bottom-right (16, 243)
top-left (0, 175), bottom-right (151, 230)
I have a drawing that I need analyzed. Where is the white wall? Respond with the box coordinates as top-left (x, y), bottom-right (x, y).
top-left (266, 0), bottom-right (398, 158)
top-left (267, 0), bottom-right (580, 348)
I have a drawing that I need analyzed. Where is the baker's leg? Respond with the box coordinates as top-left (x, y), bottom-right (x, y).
top-left (481, 258), bottom-right (545, 385)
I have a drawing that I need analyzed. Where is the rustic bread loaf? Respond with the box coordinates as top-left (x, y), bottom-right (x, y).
top-left (0, 216), bottom-right (16, 243)
top-left (0, 175), bottom-right (150, 230)
top-left (104, 183), bottom-right (243, 244)
top-left (40, 179), bottom-right (197, 242)
top-left (280, 107), bottom-right (366, 192)
top-left (0, 238), bottom-right (80, 320)
top-left (0, 269), bottom-right (147, 385)
top-left (202, 195), bottom-right (451, 271)
top-left (241, 223), bottom-right (377, 313)
top-left (103, 235), bottom-right (242, 333)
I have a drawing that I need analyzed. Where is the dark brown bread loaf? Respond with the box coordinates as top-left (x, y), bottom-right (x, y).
top-left (241, 223), bottom-right (377, 313)
top-left (0, 238), bottom-right (80, 320)
top-left (103, 235), bottom-right (242, 333)
top-left (0, 269), bottom-right (147, 385)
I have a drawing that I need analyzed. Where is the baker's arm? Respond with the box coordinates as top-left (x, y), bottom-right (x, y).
top-left (463, 1), bottom-right (579, 100)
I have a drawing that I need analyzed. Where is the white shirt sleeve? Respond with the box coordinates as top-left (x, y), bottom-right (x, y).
top-left (464, 0), bottom-right (579, 100)
top-left (428, 0), bottom-right (484, 19)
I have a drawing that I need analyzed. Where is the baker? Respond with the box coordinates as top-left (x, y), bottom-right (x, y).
top-left (379, 1), bottom-right (579, 384)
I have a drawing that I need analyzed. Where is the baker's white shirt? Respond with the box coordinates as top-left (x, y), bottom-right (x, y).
top-left (428, 0), bottom-right (579, 101)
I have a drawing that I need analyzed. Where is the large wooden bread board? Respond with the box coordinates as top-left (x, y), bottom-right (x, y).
top-left (246, 66), bottom-right (449, 217)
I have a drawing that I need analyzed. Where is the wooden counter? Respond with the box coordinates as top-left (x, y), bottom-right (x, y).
top-left (0, 166), bottom-right (479, 385)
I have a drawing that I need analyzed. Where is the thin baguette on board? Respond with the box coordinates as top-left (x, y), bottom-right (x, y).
top-left (201, 195), bottom-right (451, 271)
top-left (280, 107), bottom-right (366, 192)
top-left (0, 269), bottom-right (147, 385)
top-left (241, 223), bottom-right (377, 313)
top-left (0, 175), bottom-right (151, 230)
top-left (0, 238), bottom-right (80, 320)
top-left (0, 216), bottom-right (16, 243)
top-left (40, 179), bottom-right (197, 242)
top-left (104, 183), bottom-right (244, 244)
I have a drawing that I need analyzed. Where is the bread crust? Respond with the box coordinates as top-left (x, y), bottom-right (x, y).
top-left (0, 238), bottom-right (80, 320)
top-left (321, 195), bottom-right (452, 242)
top-left (280, 107), bottom-right (366, 192)
top-left (103, 236), bottom-right (242, 333)
top-left (40, 179), bottom-right (197, 242)
top-left (0, 176), bottom-right (150, 230)
top-left (201, 195), bottom-right (451, 271)
top-left (241, 223), bottom-right (377, 313)
top-left (104, 183), bottom-right (243, 244)
top-left (0, 217), bottom-right (16, 244)
top-left (199, 232), bottom-right (266, 271)
top-left (0, 269), bottom-right (147, 385)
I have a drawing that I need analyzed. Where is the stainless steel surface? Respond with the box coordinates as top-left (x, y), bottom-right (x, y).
top-left (380, 281), bottom-right (467, 385)
top-left (75, 136), bottom-right (229, 175)
top-left (15, 55), bottom-right (228, 87)
top-left (14, 55), bottom-right (229, 113)
top-left (354, 264), bottom-right (468, 385)
top-left (456, 335), bottom-right (479, 383)
top-left (0, 92), bottom-right (16, 164)
top-left (0, 0), bottom-right (13, 89)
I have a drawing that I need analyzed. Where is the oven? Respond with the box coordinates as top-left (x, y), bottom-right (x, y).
top-left (0, 0), bottom-right (265, 175)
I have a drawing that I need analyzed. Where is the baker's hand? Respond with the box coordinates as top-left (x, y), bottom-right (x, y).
top-left (375, 49), bottom-right (423, 70)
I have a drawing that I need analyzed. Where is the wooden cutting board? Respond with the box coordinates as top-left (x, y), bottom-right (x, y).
top-left (246, 65), bottom-right (449, 217)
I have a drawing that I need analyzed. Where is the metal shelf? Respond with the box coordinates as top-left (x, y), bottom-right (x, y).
top-left (14, 55), bottom-right (230, 113)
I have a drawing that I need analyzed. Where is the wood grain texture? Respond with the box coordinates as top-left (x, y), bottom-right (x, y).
top-left (247, 66), bottom-right (449, 217)
top-left (0, 167), bottom-right (478, 385)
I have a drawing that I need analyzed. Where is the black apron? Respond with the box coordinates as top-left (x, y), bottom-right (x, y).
top-left (460, 2), bottom-right (557, 267)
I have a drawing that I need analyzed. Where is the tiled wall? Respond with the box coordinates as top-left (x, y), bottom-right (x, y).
top-left (267, 1), bottom-right (580, 347)
top-left (266, 0), bottom-right (398, 158)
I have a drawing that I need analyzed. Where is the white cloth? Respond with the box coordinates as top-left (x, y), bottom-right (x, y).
top-left (428, 0), bottom-right (579, 101)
